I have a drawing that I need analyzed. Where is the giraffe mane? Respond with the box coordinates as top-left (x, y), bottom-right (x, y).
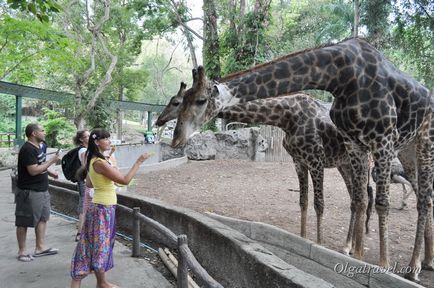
top-left (219, 37), bottom-right (369, 82)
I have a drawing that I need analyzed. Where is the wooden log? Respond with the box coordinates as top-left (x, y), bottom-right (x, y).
top-left (164, 248), bottom-right (200, 288)
top-left (158, 248), bottom-right (178, 279)
top-left (178, 235), bottom-right (223, 288)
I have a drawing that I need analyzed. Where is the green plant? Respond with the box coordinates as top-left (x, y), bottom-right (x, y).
top-left (39, 108), bottom-right (75, 148)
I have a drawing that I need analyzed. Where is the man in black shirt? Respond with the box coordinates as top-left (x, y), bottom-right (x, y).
top-left (15, 123), bottom-right (60, 262)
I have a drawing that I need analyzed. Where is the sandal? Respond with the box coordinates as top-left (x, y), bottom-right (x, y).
top-left (17, 254), bottom-right (34, 262)
top-left (75, 232), bottom-right (81, 242)
top-left (33, 247), bottom-right (58, 257)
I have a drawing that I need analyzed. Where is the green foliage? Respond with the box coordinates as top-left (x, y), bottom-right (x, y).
top-left (139, 50), bottom-right (190, 104)
top-left (0, 94), bottom-right (16, 132)
top-left (6, 0), bottom-right (62, 22)
top-left (201, 118), bottom-right (218, 133)
top-left (133, 0), bottom-right (191, 39)
top-left (0, 15), bottom-right (76, 83)
top-left (39, 108), bottom-right (75, 148)
top-left (85, 97), bottom-right (116, 131)
top-left (361, 0), bottom-right (392, 47)
top-left (219, 4), bottom-right (273, 75)
top-left (387, 0), bottom-right (434, 87)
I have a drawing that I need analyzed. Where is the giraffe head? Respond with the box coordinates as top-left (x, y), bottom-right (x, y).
top-left (172, 66), bottom-right (236, 147)
top-left (154, 82), bottom-right (187, 127)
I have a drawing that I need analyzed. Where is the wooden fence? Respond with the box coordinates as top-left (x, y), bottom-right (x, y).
top-left (258, 125), bottom-right (292, 162)
top-left (0, 133), bottom-right (14, 147)
top-left (117, 205), bottom-right (223, 288)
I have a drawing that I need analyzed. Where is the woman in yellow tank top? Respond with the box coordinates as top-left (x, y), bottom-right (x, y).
top-left (70, 128), bottom-right (151, 288)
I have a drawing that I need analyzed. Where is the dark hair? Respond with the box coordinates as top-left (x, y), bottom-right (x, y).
top-left (73, 130), bottom-right (88, 146)
top-left (77, 128), bottom-right (110, 181)
top-left (25, 123), bottom-right (41, 138)
top-left (85, 128), bottom-right (111, 174)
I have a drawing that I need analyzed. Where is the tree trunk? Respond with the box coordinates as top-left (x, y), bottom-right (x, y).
top-left (117, 85), bottom-right (124, 141)
top-left (353, 0), bottom-right (359, 37)
top-left (183, 28), bottom-right (198, 68)
top-left (203, 0), bottom-right (221, 80)
top-left (203, 0), bottom-right (222, 130)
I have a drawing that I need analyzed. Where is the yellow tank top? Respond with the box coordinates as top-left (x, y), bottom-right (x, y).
top-left (89, 157), bottom-right (117, 205)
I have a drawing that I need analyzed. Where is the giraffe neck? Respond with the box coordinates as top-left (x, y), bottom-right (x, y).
top-left (217, 38), bottom-right (368, 103)
top-left (217, 94), bottom-right (328, 129)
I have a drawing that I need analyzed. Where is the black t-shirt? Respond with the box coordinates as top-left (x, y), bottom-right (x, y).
top-left (17, 141), bottom-right (48, 191)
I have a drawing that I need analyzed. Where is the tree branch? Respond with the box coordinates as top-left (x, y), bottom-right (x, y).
top-left (414, 0), bottom-right (433, 21)
top-left (0, 34), bottom-right (8, 54)
top-left (0, 49), bottom-right (43, 80)
top-left (168, 0), bottom-right (203, 40)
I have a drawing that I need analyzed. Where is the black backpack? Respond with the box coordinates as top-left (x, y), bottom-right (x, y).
top-left (61, 146), bottom-right (83, 183)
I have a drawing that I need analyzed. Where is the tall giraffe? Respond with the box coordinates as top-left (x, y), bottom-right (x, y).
top-left (155, 83), bottom-right (373, 249)
top-left (172, 38), bottom-right (433, 281)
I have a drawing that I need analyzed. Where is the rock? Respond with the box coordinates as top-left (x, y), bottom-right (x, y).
top-left (185, 131), bottom-right (217, 160)
top-left (159, 142), bottom-right (185, 161)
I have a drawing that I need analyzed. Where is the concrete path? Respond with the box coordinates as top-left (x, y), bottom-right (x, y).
top-left (0, 169), bottom-right (173, 288)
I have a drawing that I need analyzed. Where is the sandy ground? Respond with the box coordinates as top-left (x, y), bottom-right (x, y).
top-left (129, 159), bottom-right (434, 287)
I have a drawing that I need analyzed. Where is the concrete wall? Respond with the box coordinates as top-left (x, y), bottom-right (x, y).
top-left (206, 213), bottom-right (424, 288)
top-left (114, 143), bottom-right (160, 169)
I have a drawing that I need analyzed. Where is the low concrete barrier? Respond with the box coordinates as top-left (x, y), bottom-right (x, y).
top-left (46, 181), bottom-right (334, 287)
top-left (206, 212), bottom-right (424, 288)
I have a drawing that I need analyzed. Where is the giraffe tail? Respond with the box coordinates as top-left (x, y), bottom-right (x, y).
top-left (365, 183), bottom-right (374, 234)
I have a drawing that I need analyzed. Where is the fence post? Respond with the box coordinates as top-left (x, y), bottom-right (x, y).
top-left (10, 168), bottom-right (17, 194)
top-left (132, 207), bottom-right (140, 257)
top-left (177, 234), bottom-right (189, 288)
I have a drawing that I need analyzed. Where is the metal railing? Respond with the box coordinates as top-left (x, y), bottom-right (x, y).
top-left (117, 205), bottom-right (223, 288)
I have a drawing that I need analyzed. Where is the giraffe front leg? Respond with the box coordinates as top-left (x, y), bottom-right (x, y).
top-left (294, 162), bottom-right (309, 239)
top-left (337, 164), bottom-right (354, 254)
top-left (405, 119), bottom-right (434, 282)
top-left (373, 162), bottom-right (392, 267)
top-left (310, 167), bottom-right (324, 244)
top-left (422, 200), bottom-right (434, 270)
top-left (345, 144), bottom-right (369, 260)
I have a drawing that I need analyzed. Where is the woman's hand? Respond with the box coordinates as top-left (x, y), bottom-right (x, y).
top-left (136, 152), bottom-right (152, 165)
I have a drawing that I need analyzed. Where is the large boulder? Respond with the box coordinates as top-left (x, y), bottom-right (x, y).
top-left (185, 131), bottom-right (218, 160)
top-left (185, 128), bottom-right (268, 161)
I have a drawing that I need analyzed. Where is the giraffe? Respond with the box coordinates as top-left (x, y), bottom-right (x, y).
top-left (155, 82), bottom-right (187, 127)
top-left (217, 93), bottom-right (376, 249)
top-left (172, 38), bottom-right (433, 281)
top-left (156, 81), bottom-right (374, 252)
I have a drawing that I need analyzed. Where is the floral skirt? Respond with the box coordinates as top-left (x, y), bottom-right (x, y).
top-left (70, 203), bottom-right (116, 280)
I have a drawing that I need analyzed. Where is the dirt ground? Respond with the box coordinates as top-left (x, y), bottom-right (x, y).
top-left (129, 159), bottom-right (434, 287)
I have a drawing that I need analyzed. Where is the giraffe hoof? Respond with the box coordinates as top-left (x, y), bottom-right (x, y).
top-left (341, 246), bottom-right (352, 255)
top-left (404, 272), bottom-right (420, 283)
top-left (422, 260), bottom-right (434, 271)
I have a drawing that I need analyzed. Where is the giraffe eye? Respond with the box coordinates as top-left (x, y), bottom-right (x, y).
top-left (196, 99), bottom-right (207, 106)
top-left (172, 102), bottom-right (180, 107)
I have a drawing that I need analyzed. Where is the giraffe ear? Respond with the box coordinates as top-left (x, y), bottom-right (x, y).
top-left (212, 84), bottom-right (220, 97)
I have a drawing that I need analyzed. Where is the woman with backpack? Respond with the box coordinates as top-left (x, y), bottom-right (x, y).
top-left (70, 128), bottom-right (151, 288)
top-left (72, 130), bottom-right (90, 242)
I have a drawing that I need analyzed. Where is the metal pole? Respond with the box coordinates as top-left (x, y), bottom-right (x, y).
top-left (147, 111), bottom-right (152, 132)
top-left (132, 207), bottom-right (141, 257)
top-left (15, 95), bottom-right (22, 146)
